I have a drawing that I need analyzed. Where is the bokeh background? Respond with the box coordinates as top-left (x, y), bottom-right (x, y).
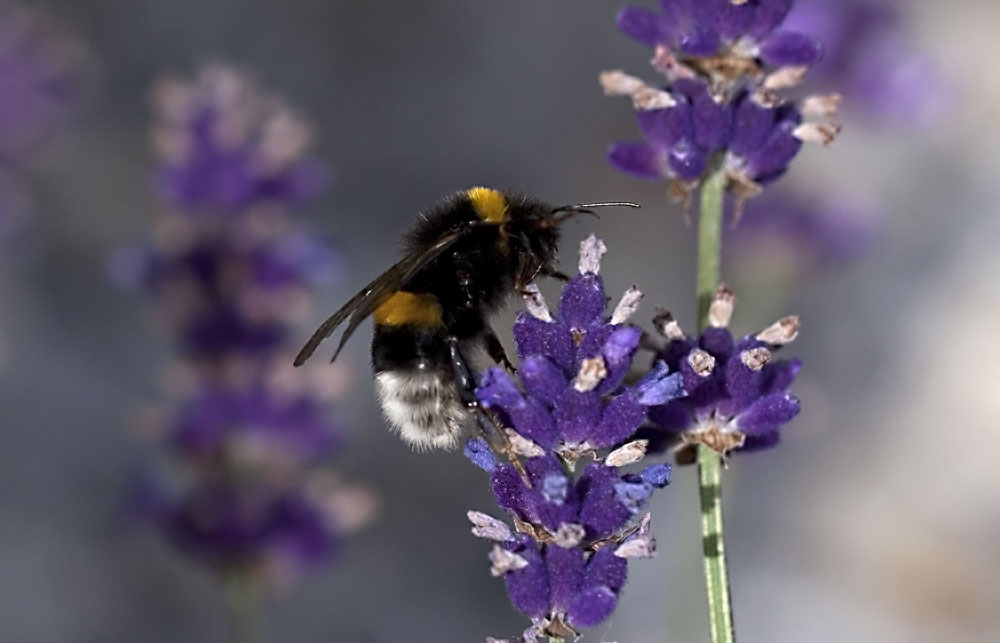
top-left (1, 1), bottom-right (997, 641)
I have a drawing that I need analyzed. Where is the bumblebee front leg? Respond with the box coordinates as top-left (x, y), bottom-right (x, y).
top-left (447, 337), bottom-right (531, 486)
top-left (514, 259), bottom-right (542, 295)
top-left (539, 265), bottom-right (571, 282)
top-left (515, 261), bottom-right (570, 298)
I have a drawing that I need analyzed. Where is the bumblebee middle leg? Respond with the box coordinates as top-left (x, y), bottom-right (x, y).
top-left (447, 337), bottom-right (531, 486)
top-left (483, 328), bottom-right (516, 374)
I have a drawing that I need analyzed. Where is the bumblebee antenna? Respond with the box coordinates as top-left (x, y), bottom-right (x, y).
top-left (555, 201), bottom-right (641, 211)
top-left (543, 201), bottom-right (641, 227)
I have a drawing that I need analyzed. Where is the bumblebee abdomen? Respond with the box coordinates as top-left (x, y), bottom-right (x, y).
top-left (371, 307), bottom-right (471, 450)
top-left (374, 369), bottom-right (467, 450)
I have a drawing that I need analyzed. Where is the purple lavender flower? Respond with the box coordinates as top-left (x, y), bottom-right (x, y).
top-left (617, 0), bottom-right (822, 69)
top-left (122, 66), bottom-right (372, 589)
top-left (480, 236), bottom-right (684, 457)
top-left (645, 285), bottom-right (801, 460)
top-left (466, 236), bottom-right (682, 639)
top-left (151, 66), bottom-right (329, 214)
top-left (153, 482), bottom-right (337, 579)
top-left (602, 0), bottom-right (840, 204)
top-left (110, 222), bottom-right (337, 359)
top-left (604, 76), bottom-right (831, 190)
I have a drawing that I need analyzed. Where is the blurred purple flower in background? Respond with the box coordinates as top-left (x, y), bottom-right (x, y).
top-left (728, 188), bottom-right (880, 277)
top-left (116, 65), bottom-right (373, 592)
top-left (602, 0), bottom-right (841, 206)
top-left (785, 0), bottom-right (944, 126)
top-left (644, 285), bottom-right (802, 461)
top-left (0, 4), bottom-right (91, 234)
top-left (466, 236), bottom-right (682, 640)
top-left (151, 66), bottom-right (329, 214)
top-left (727, 0), bottom-right (943, 278)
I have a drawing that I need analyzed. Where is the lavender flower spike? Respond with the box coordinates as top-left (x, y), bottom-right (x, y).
top-left (646, 285), bottom-right (802, 461)
top-left (468, 236), bottom-right (683, 639)
top-left (602, 0), bottom-right (840, 210)
top-left (122, 66), bottom-right (373, 593)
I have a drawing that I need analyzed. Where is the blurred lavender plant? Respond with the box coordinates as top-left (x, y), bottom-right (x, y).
top-left (116, 65), bottom-right (373, 638)
top-left (0, 4), bottom-right (90, 235)
top-left (466, 236), bottom-right (684, 642)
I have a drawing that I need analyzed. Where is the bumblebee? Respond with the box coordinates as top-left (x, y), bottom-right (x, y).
top-left (294, 187), bottom-right (636, 450)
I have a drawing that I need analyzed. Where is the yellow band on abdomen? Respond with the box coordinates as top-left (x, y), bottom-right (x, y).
top-left (373, 291), bottom-right (444, 327)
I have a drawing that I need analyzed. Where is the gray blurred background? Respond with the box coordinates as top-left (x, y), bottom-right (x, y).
top-left (1, 1), bottom-right (998, 641)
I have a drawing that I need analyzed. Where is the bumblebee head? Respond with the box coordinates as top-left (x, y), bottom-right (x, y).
top-left (511, 196), bottom-right (641, 270)
top-left (464, 187), bottom-right (639, 268)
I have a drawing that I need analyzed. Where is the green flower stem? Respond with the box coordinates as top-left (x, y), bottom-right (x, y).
top-left (226, 571), bottom-right (263, 643)
top-left (697, 158), bottom-right (725, 327)
top-left (695, 157), bottom-right (736, 643)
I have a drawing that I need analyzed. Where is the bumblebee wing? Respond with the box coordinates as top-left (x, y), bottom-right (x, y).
top-left (293, 229), bottom-right (464, 366)
top-left (293, 260), bottom-right (405, 366)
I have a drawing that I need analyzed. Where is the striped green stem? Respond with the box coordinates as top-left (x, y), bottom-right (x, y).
top-left (695, 157), bottom-right (736, 643)
top-left (226, 571), bottom-right (263, 643)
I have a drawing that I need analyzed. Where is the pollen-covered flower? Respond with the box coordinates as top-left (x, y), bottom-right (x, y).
top-left (466, 236), bottom-right (681, 639)
top-left (646, 285), bottom-right (801, 460)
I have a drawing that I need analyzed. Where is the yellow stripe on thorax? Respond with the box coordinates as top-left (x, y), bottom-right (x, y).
top-left (373, 291), bottom-right (444, 327)
top-left (467, 187), bottom-right (508, 224)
